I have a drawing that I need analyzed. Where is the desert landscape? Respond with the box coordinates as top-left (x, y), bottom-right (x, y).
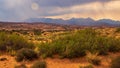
top-left (0, 0), bottom-right (120, 68)
top-left (0, 23), bottom-right (120, 68)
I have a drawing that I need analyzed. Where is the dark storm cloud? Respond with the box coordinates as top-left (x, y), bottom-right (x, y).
top-left (0, 0), bottom-right (119, 21)
top-left (33, 0), bottom-right (110, 7)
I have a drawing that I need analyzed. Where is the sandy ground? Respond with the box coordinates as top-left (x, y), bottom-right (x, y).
top-left (0, 55), bottom-right (17, 68)
top-left (0, 52), bottom-right (120, 68)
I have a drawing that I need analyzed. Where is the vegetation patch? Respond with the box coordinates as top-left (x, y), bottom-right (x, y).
top-left (0, 57), bottom-right (7, 61)
top-left (115, 28), bottom-right (120, 33)
top-left (30, 61), bottom-right (46, 68)
top-left (15, 48), bottom-right (38, 62)
top-left (38, 28), bottom-right (120, 58)
top-left (0, 32), bottom-right (34, 53)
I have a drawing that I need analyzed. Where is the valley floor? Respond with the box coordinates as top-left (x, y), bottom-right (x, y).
top-left (0, 52), bottom-right (120, 68)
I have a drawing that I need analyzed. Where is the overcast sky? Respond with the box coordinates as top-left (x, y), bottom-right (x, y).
top-left (0, 0), bottom-right (120, 21)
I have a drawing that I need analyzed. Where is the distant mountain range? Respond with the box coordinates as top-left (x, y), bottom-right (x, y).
top-left (25, 18), bottom-right (120, 27)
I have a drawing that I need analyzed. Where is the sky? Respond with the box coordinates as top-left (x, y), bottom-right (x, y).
top-left (0, 0), bottom-right (120, 21)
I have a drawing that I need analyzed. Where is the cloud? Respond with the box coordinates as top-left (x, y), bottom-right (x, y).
top-left (0, 0), bottom-right (119, 21)
top-left (32, 0), bottom-right (110, 7)
top-left (0, 0), bottom-right (35, 21)
top-left (44, 1), bottom-right (120, 20)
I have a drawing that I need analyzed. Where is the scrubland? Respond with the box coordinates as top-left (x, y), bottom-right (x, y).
top-left (0, 27), bottom-right (120, 68)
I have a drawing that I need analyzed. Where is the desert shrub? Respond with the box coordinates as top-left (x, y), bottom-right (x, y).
top-left (15, 48), bottom-right (38, 62)
top-left (33, 29), bottom-right (42, 35)
top-left (107, 38), bottom-right (120, 52)
top-left (38, 43), bottom-right (53, 58)
top-left (0, 42), bottom-right (6, 51)
top-left (89, 58), bottom-right (101, 65)
top-left (14, 64), bottom-right (27, 68)
top-left (30, 61), bottom-right (46, 68)
top-left (7, 34), bottom-right (34, 50)
top-left (19, 30), bottom-right (28, 35)
top-left (86, 52), bottom-right (101, 65)
top-left (115, 28), bottom-right (120, 33)
top-left (38, 28), bottom-right (120, 58)
top-left (80, 64), bottom-right (93, 68)
top-left (0, 57), bottom-right (7, 61)
top-left (38, 29), bottom-right (95, 58)
top-left (110, 56), bottom-right (120, 68)
top-left (0, 32), bottom-right (8, 51)
top-left (0, 32), bottom-right (34, 52)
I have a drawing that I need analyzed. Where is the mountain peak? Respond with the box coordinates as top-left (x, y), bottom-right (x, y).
top-left (25, 18), bottom-right (120, 27)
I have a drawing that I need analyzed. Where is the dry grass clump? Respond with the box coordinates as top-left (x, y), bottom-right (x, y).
top-left (86, 52), bottom-right (101, 66)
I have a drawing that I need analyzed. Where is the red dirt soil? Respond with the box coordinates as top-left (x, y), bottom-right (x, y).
top-left (0, 52), bottom-right (120, 68)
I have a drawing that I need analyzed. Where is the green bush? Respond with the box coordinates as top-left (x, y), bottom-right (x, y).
top-left (7, 34), bottom-right (34, 50)
top-left (15, 48), bottom-right (38, 62)
top-left (38, 43), bottom-right (52, 57)
top-left (110, 56), bottom-right (120, 68)
top-left (38, 28), bottom-right (120, 58)
top-left (115, 28), bottom-right (120, 33)
top-left (0, 42), bottom-right (6, 51)
top-left (107, 38), bottom-right (120, 52)
top-left (31, 61), bottom-right (46, 68)
top-left (33, 29), bottom-right (42, 35)
top-left (0, 32), bottom-right (8, 51)
top-left (0, 32), bottom-right (34, 52)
